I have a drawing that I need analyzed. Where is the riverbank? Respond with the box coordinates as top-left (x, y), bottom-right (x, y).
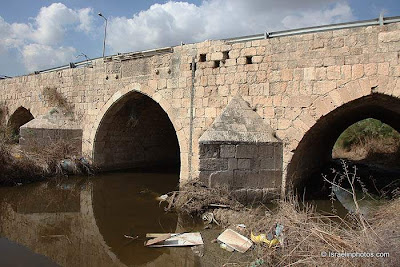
top-left (0, 137), bottom-right (91, 186)
top-left (166, 180), bottom-right (400, 267)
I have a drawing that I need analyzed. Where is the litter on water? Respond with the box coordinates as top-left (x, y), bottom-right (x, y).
top-left (145, 232), bottom-right (203, 247)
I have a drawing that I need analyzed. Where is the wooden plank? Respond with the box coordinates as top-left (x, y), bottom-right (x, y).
top-left (147, 233), bottom-right (203, 247)
top-left (144, 234), bottom-right (172, 246)
top-left (146, 233), bottom-right (168, 238)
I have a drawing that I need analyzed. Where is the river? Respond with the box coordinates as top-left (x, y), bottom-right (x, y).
top-left (0, 171), bottom-right (205, 267)
top-left (0, 167), bottom-right (386, 266)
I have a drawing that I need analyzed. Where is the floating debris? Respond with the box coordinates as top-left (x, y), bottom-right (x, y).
top-left (156, 194), bottom-right (168, 202)
top-left (145, 233), bottom-right (203, 247)
top-left (201, 212), bottom-right (220, 225)
top-left (124, 235), bottom-right (138, 240)
top-left (217, 229), bottom-right (252, 253)
top-left (191, 244), bottom-right (204, 257)
top-left (144, 234), bottom-right (172, 246)
top-left (251, 223), bottom-right (284, 248)
top-left (219, 242), bottom-right (235, 252)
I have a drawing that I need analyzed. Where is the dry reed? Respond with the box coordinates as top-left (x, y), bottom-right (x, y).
top-left (168, 180), bottom-right (398, 266)
top-left (0, 134), bottom-right (91, 185)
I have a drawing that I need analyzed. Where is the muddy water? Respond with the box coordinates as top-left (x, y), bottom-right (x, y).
top-left (0, 171), bottom-right (384, 267)
top-left (0, 171), bottom-right (202, 267)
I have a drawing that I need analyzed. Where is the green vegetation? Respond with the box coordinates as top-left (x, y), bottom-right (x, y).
top-left (334, 118), bottom-right (400, 150)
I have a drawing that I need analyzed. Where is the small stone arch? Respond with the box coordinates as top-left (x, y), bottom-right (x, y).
top-left (7, 106), bottom-right (34, 137)
top-left (89, 84), bottom-right (187, 177)
top-left (285, 75), bottom-right (400, 194)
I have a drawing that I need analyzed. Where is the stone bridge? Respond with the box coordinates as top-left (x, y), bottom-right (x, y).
top-left (1, 19), bottom-right (400, 199)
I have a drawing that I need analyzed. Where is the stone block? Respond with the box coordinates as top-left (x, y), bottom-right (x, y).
top-left (237, 57), bottom-right (247, 65)
top-left (288, 96), bottom-right (313, 107)
top-left (259, 158), bottom-right (275, 169)
top-left (228, 158), bottom-right (238, 170)
top-left (199, 170), bottom-right (213, 186)
top-left (211, 52), bottom-right (224, 61)
top-left (199, 144), bottom-right (220, 158)
top-left (258, 144), bottom-right (274, 158)
top-left (233, 170), bottom-right (251, 188)
top-left (327, 66), bottom-right (341, 80)
top-left (364, 63), bottom-right (377, 76)
top-left (236, 144), bottom-right (256, 158)
top-left (352, 64), bottom-right (364, 79)
top-left (304, 67), bottom-right (315, 80)
top-left (199, 158), bottom-right (228, 171)
top-left (209, 171), bottom-right (233, 187)
top-left (378, 63), bottom-right (389, 76)
top-left (220, 144), bottom-right (236, 158)
top-left (237, 158), bottom-right (251, 169)
top-left (246, 170), bottom-right (281, 188)
top-left (379, 31), bottom-right (400, 43)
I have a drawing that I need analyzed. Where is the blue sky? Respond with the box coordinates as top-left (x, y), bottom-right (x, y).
top-left (1, 0), bottom-right (399, 76)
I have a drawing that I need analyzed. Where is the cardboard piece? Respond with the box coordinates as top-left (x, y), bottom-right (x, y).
top-left (217, 229), bottom-right (252, 253)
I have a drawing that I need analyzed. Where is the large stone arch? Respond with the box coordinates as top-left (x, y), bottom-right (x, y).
top-left (87, 84), bottom-right (187, 177)
top-left (284, 75), bottom-right (400, 195)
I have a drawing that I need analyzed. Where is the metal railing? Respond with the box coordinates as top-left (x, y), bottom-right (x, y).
top-left (223, 15), bottom-right (400, 43)
top-left (35, 47), bottom-right (174, 74)
top-left (27, 15), bottom-right (400, 75)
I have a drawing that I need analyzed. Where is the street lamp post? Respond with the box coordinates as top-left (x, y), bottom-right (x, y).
top-left (98, 13), bottom-right (108, 58)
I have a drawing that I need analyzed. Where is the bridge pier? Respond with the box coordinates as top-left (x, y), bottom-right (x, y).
top-left (19, 108), bottom-right (82, 154)
top-left (198, 96), bottom-right (282, 202)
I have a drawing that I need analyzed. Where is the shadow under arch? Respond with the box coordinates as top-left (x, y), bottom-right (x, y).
top-left (7, 106), bottom-right (34, 136)
top-left (287, 93), bottom-right (400, 194)
top-left (93, 90), bottom-right (180, 172)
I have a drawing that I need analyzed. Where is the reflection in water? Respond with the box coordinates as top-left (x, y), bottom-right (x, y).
top-left (93, 172), bottom-right (180, 266)
top-left (0, 237), bottom-right (59, 267)
top-left (0, 172), bottom-right (200, 267)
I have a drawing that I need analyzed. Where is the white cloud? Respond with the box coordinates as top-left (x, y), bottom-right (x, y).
top-left (0, 1), bottom-right (356, 75)
top-left (282, 2), bottom-right (353, 28)
top-left (22, 44), bottom-right (76, 71)
top-left (77, 8), bottom-right (95, 33)
top-left (32, 3), bottom-right (94, 45)
top-left (0, 3), bottom-right (94, 74)
top-left (107, 0), bottom-right (354, 53)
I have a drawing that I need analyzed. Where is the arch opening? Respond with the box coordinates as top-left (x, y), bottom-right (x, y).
top-left (332, 118), bottom-right (400, 165)
top-left (287, 94), bottom-right (400, 198)
top-left (93, 91), bottom-right (180, 172)
top-left (7, 107), bottom-right (34, 142)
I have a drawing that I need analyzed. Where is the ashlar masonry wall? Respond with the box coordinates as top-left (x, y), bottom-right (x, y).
top-left (0, 21), bottom-right (399, 197)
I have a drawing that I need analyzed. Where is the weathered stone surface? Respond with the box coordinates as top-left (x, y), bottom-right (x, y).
top-left (237, 158), bottom-right (251, 169)
top-left (220, 144), bottom-right (236, 158)
top-left (0, 19), bottom-right (399, 201)
top-left (236, 144), bottom-right (257, 158)
top-left (228, 158), bottom-right (238, 170)
top-left (209, 171), bottom-right (233, 187)
top-left (199, 144), bottom-right (220, 158)
top-left (199, 158), bottom-right (228, 171)
top-left (199, 96), bottom-right (279, 143)
top-left (19, 108), bottom-right (82, 153)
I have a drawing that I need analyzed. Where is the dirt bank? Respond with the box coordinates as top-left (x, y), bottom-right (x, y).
top-left (0, 138), bottom-right (92, 186)
top-left (166, 181), bottom-right (400, 267)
